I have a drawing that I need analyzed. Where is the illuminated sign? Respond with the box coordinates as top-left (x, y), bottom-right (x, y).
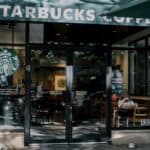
top-left (0, 48), bottom-right (19, 87)
top-left (100, 16), bottom-right (150, 26)
top-left (0, 5), bottom-right (95, 22)
top-left (0, 0), bottom-right (149, 26)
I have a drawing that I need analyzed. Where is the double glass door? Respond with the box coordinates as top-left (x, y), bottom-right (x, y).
top-left (29, 48), bottom-right (108, 143)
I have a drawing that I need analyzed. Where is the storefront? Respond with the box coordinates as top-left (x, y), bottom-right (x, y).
top-left (0, 0), bottom-right (150, 146)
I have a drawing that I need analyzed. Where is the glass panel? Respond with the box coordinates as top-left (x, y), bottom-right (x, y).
top-left (72, 50), bottom-right (107, 142)
top-left (29, 24), bottom-right (44, 44)
top-left (129, 50), bottom-right (146, 96)
top-left (14, 23), bottom-right (25, 44)
top-left (137, 51), bottom-right (146, 95)
top-left (113, 50), bottom-right (150, 129)
top-left (30, 49), bottom-right (66, 143)
top-left (148, 37), bottom-right (150, 47)
top-left (112, 50), bottom-right (128, 128)
top-left (148, 50), bottom-right (150, 96)
top-left (0, 23), bottom-right (25, 44)
top-left (128, 51), bottom-right (136, 95)
top-left (0, 24), bottom-right (12, 44)
top-left (136, 39), bottom-right (145, 48)
top-left (0, 46), bottom-right (25, 130)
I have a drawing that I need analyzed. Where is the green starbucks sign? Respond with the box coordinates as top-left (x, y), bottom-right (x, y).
top-left (0, 48), bottom-right (19, 86)
top-left (0, 0), bottom-right (150, 26)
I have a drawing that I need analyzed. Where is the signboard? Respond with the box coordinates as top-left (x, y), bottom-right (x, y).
top-left (0, 48), bottom-right (19, 87)
top-left (0, 0), bottom-right (150, 26)
top-left (112, 68), bottom-right (123, 94)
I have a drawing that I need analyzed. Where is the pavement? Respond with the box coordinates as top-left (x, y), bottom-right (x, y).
top-left (27, 143), bottom-right (150, 150)
top-left (1, 130), bottom-right (150, 150)
top-left (1, 143), bottom-right (150, 150)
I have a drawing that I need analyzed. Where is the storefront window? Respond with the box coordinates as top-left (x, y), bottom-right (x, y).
top-left (147, 37), bottom-right (150, 95)
top-left (128, 51), bottom-right (135, 95)
top-left (136, 39), bottom-right (145, 48)
top-left (129, 39), bottom-right (146, 96)
top-left (148, 51), bottom-right (150, 95)
top-left (0, 24), bottom-right (12, 44)
top-left (113, 48), bottom-right (150, 129)
top-left (0, 46), bottom-right (25, 130)
top-left (0, 23), bottom-right (25, 44)
top-left (14, 23), bottom-right (25, 44)
top-left (29, 23), bottom-right (44, 44)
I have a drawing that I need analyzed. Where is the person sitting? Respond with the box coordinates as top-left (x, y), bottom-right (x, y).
top-left (117, 93), bottom-right (135, 127)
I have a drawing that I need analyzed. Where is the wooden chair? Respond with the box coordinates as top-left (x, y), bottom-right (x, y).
top-left (112, 106), bottom-right (118, 127)
top-left (112, 106), bottom-right (125, 127)
top-left (113, 107), bottom-right (135, 127)
top-left (117, 113), bottom-right (130, 128)
top-left (133, 105), bottom-right (148, 127)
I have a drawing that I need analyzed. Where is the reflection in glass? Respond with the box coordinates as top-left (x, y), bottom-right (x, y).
top-left (72, 50), bottom-right (107, 142)
top-left (30, 49), bottom-right (66, 143)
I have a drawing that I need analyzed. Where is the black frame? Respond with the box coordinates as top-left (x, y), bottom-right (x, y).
top-left (26, 44), bottom-right (112, 145)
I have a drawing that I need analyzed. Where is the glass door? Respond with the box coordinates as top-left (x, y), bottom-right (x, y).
top-left (30, 48), bottom-right (66, 143)
top-left (72, 50), bottom-right (107, 142)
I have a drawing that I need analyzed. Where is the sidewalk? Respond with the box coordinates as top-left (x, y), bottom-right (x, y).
top-left (28, 143), bottom-right (150, 150)
top-left (27, 129), bottom-right (150, 150)
top-left (0, 132), bottom-right (24, 150)
top-left (0, 130), bottom-right (150, 150)
top-left (1, 142), bottom-right (150, 150)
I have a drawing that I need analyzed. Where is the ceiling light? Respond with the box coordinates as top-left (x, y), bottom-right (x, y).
top-left (112, 30), bottom-right (117, 33)
top-left (79, 43), bottom-right (84, 45)
top-left (56, 33), bottom-right (60, 36)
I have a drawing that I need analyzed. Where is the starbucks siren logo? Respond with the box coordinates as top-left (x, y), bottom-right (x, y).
top-left (0, 48), bottom-right (19, 86)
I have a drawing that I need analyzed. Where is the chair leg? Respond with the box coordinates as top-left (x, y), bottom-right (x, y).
top-left (126, 117), bottom-right (129, 127)
top-left (133, 115), bottom-right (135, 127)
top-left (118, 116), bottom-right (129, 127)
top-left (117, 116), bottom-right (120, 127)
top-left (112, 110), bottom-right (116, 126)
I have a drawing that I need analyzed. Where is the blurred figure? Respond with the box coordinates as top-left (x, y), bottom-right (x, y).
top-left (117, 92), bottom-right (136, 125)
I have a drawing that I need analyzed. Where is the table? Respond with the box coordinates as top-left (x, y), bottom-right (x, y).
top-left (130, 96), bottom-right (150, 101)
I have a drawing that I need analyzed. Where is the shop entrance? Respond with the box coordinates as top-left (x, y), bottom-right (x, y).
top-left (29, 46), bottom-right (109, 143)
top-left (27, 23), bottom-right (148, 144)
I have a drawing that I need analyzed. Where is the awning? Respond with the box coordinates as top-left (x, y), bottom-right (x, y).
top-left (0, 0), bottom-right (150, 26)
top-left (105, 0), bottom-right (150, 18)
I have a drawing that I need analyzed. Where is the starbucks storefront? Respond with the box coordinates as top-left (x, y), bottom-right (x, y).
top-left (0, 0), bottom-right (150, 146)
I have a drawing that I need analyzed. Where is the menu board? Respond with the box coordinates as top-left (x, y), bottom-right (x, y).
top-left (112, 69), bottom-right (123, 94)
top-left (0, 88), bottom-right (17, 95)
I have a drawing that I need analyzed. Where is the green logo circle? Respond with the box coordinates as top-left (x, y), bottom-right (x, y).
top-left (0, 48), bottom-right (19, 76)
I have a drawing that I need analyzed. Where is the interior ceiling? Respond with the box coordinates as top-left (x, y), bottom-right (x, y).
top-left (44, 23), bottom-right (146, 45)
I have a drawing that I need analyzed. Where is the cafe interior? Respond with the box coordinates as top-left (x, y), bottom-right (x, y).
top-left (0, 22), bottom-right (150, 143)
